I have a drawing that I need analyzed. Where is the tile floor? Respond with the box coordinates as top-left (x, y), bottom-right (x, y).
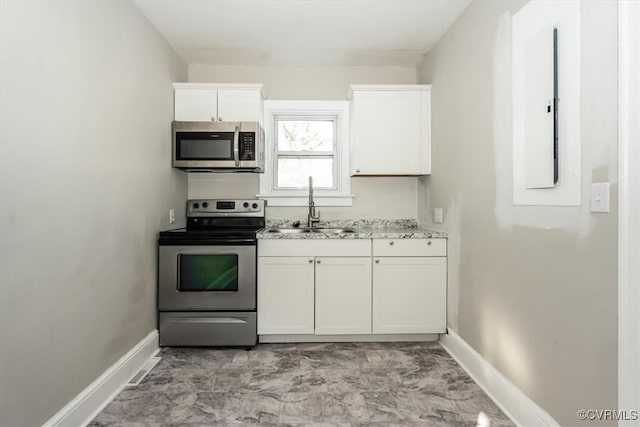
top-left (89, 342), bottom-right (514, 426)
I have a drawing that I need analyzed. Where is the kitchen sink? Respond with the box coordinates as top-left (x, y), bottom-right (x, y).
top-left (265, 227), bottom-right (355, 234)
top-left (311, 227), bottom-right (355, 234)
top-left (266, 228), bottom-right (311, 233)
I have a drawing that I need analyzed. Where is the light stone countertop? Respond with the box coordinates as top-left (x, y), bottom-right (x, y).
top-left (256, 219), bottom-right (447, 240)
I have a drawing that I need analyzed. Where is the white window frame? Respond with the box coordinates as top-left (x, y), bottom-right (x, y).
top-left (258, 100), bottom-right (353, 206)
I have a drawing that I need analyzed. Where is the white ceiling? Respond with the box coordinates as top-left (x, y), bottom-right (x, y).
top-left (133, 0), bottom-right (471, 67)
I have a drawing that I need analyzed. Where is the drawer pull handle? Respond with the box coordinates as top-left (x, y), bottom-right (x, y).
top-left (389, 241), bottom-right (394, 246)
top-left (168, 317), bottom-right (246, 324)
top-left (427, 240), bottom-right (432, 246)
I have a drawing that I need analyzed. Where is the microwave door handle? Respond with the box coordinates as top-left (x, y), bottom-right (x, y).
top-left (233, 126), bottom-right (240, 166)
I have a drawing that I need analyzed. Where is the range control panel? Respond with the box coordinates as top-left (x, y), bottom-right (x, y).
top-left (187, 199), bottom-right (265, 217)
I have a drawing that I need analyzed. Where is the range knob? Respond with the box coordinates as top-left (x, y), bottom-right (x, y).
top-left (193, 203), bottom-right (199, 209)
top-left (243, 202), bottom-right (249, 208)
top-left (202, 202), bottom-right (209, 208)
top-left (252, 203), bottom-right (258, 209)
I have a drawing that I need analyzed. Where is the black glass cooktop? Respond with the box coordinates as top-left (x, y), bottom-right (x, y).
top-left (158, 227), bottom-right (261, 246)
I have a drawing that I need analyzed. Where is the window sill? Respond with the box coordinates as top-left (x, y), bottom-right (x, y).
top-left (256, 194), bottom-right (354, 207)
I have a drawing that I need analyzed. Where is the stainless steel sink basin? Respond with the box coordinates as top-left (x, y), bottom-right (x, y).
top-left (311, 227), bottom-right (355, 234)
top-left (265, 227), bottom-right (355, 234)
top-left (265, 228), bottom-right (311, 234)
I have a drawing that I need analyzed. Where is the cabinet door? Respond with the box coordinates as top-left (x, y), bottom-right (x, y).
top-left (258, 257), bottom-right (315, 335)
top-left (315, 257), bottom-right (372, 335)
top-left (217, 90), bottom-right (263, 122)
top-left (174, 89), bottom-right (218, 121)
top-left (351, 90), bottom-right (428, 175)
top-left (372, 257), bottom-right (446, 334)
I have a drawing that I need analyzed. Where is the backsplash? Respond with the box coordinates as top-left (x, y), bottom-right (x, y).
top-left (188, 174), bottom-right (419, 220)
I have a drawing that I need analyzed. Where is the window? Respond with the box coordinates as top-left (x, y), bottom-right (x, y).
top-left (259, 101), bottom-right (352, 206)
top-left (275, 118), bottom-right (336, 189)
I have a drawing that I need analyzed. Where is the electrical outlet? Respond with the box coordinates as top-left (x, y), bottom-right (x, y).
top-left (169, 209), bottom-right (175, 224)
top-left (434, 208), bottom-right (443, 224)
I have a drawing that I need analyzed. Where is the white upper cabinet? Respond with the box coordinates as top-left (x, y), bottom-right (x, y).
top-left (216, 89), bottom-right (263, 122)
top-left (349, 85), bottom-right (431, 175)
top-left (173, 83), bottom-right (264, 122)
top-left (174, 88), bottom-right (218, 122)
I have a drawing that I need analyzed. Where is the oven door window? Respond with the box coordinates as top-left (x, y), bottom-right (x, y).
top-left (176, 132), bottom-right (234, 160)
top-left (178, 254), bottom-right (238, 292)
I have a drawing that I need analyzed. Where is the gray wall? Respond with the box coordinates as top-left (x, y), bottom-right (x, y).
top-left (189, 64), bottom-right (418, 100)
top-left (417, 1), bottom-right (618, 425)
top-left (0, 1), bottom-right (187, 425)
top-left (188, 65), bottom-right (419, 220)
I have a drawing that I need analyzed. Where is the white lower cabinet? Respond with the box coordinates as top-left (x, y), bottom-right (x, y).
top-left (315, 257), bottom-right (372, 335)
top-left (257, 238), bottom-right (446, 338)
top-left (372, 257), bottom-right (446, 334)
top-left (257, 257), bottom-right (315, 334)
top-left (257, 239), bottom-right (371, 336)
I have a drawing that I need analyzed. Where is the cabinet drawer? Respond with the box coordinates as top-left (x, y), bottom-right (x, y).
top-left (259, 239), bottom-right (371, 257)
top-left (373, 238), bottom-right (446, 257)
top-left (159, 312), bottom-right (256, 347)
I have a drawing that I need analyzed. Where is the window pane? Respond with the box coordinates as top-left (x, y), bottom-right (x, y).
top-left (277, 120), bottom-right (334, 151)
top-left (277, 158), bottom-right (334, 188)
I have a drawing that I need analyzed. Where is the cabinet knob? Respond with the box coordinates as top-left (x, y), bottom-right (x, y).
top-left (375, 259), bottom-right (380, 264)
top-left (218, 116), bottom-right (223, 121)
top-left (317, 260), bottom-right (321, 264)
top-left (389, 241), bottom-right (394, 246)
top-left (308, 259), bottom-right (313, 263)
top-left (356, 169), bottom-right (361, 173)
top-left (427, 240), bottom-right (432, 246)
top-left (211, 116), bottom-right (216, 121)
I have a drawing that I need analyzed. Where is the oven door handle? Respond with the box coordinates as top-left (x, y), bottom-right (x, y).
top-left (233, 126), bottom-right (240, 166)
top-left (167, 317), bottom-right (248, 324)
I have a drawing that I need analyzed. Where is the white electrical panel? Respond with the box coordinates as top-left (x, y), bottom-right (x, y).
top-left (512, 0), bottom-right (581, 206)
top-left (523, 24), bottom-right (555, 189)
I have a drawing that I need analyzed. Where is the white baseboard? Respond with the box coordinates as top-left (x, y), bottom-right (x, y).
top-left (43, 330), bottom-right (160, 427)
top-left (260, 333), bottom-right (439, 343)
top-left (440, 329), bottom-right (559, 427)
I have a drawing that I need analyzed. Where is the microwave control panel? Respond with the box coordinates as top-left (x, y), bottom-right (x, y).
top-left (240, 132), bottom-right (255, 160)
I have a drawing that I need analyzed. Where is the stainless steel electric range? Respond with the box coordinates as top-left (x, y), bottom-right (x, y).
top-left (157, 199), bottom-right (265, 347)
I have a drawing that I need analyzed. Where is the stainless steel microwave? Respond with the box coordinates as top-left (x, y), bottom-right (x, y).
top-left (172, 121), bottom-right (264, 172)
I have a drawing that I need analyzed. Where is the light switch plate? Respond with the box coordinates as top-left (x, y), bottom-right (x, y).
top-left (434, 208), bottom-right (443, 224)
top-left (169, 209), bottom-right (176, 224)
top-left (590, 182), bottom-right (610, 213)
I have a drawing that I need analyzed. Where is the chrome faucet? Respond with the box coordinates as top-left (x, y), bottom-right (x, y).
top-left (307, 176), bottom-right (320, 228)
